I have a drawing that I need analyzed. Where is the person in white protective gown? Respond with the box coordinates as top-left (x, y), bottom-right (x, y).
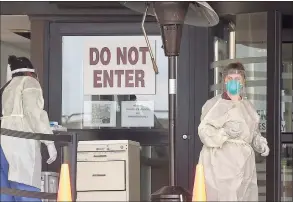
top-left (198, 62), bottom-right (270, 201)
top-left (0, 56), bottom-right (57, 202)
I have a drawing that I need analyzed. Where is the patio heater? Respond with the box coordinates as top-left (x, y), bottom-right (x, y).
top-left (121, 1), bottom-right (219, 201)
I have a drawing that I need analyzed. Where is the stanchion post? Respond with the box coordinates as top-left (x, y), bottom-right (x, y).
top-left (62, 145), bottom-right (69, 164)
top-left (70, 132), bottom-right (78, 201)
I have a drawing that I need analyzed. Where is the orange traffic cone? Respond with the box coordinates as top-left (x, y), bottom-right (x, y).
top-left (192, 164), bottom-right (207, 201)
top-left (57, 163), bottom-right (72, 202)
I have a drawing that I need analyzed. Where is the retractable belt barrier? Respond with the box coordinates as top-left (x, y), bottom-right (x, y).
top-left (0, 128), bottom-right (76, 200)
top-left (0, 187), bottom-right (57, 200)
top-left (0, 128), bottom-right (72, 144)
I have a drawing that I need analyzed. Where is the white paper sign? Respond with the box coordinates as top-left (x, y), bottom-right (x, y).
top-left (83, 36), bottom-right (156, 95)
top-left (83, 101), bottom-right (116, 127)
top-left (121, 101), bottom-right (154, 127)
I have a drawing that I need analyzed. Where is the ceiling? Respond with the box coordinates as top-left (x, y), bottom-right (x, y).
top-left (0, 14), bottom-right (291, 60)
top-left (0, 15), bottom-right (30, 51)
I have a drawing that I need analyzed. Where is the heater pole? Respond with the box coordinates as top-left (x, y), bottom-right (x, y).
top-left (121, 1), bottom-right (219, 201)
top-left (168, 56), bottom-right (177, 186)
top-left (151, 54), bottom-right (190, 202)
top-left (149, 2), bottom-right (192, 201)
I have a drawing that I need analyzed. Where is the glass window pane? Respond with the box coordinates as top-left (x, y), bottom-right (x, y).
top-left (282, 43), bottom-right (293, 132)
top-left (61, 36), bottom-right (168, 129)
top-left (236, 13), bottom-right (268, 202)
top-left (210, 12), bottom-right (268, 201)
top-left (212, 37), bottom-right (229, 96)
top-left (62, 35), bottom-right (169, 200)
top-left (281, 144), bottom-right (293, 201)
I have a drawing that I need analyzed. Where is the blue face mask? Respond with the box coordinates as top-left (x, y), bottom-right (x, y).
top-left (226, 80), bottom-right (242, 95)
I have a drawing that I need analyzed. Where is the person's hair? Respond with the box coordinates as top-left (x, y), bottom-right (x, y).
top-left (18, 57), bottom-right (34, 69)
top-left (223, 62), bottom-right (246, 79)
top-left (8, 55), bottom-right (18, 65)
top-left (9, 56), bottom-right (37, 79)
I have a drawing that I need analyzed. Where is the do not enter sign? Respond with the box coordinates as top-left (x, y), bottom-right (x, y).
top-left (83, 36), bottom-right (156, 95)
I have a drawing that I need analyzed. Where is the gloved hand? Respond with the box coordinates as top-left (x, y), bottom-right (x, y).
top-left (46, 143), bottom-right (57, 164)
top-left (224, 121), bottom-right (242, 138)
top-left (261, 143), bottom-right (270, 157)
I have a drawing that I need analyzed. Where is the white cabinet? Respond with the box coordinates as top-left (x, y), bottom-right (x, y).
top-left (77, 161), bottom-right (126, 191)
top-left (76, 140), bottom-right (140, 201)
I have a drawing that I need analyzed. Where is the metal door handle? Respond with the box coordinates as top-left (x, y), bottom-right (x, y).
top-left (93, 155), bottom-right (107, 158)
top-left (92, 174), bottom-right (106, 177)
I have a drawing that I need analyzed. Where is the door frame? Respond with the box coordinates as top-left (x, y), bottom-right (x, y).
top-left (30, 16), bottom-right (211, 192)
top-left (207, 10), bottom-right (284, 201)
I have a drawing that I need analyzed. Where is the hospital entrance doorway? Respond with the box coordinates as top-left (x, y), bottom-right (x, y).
top-left (208, 11), bottom-right (293, 201)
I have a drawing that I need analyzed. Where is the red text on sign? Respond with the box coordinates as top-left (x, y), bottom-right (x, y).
top-left (89, 47), bottom-right (149, 65)
top-left (117, 47), bottom-right (149, 65)
top-left (93, 70), bottom-right (145, 88)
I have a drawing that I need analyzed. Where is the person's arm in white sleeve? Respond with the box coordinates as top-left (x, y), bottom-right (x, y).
top-left (252, 126), bottom-right (269, 156)
top-left (22, 77), bottom-right (57, 163)
top-left (246, 100), bottom-right (269, 156)
top-left (198, 121), bottom-right (230, 148)
top-left (198, 100), bottom-right (230, 148)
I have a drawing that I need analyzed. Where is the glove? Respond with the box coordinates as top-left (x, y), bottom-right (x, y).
top-left (46, 143), bottom-right (57, 164)
top-left (224, 121), bottom-right (242, 138)
top-left (261, 143), bottom-right (270, 157)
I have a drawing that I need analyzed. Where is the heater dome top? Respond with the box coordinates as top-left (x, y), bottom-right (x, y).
top-left (121, 1), bottom-right (219, 27)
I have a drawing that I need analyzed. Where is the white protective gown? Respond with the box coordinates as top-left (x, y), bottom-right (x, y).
top-left (198, 95), bottom-right (266, 201)
top-left (1, 76), bottom-right (53, 189)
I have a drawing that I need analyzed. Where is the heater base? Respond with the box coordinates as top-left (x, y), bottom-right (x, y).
top-left (151, 185), bottom-right (191, 202)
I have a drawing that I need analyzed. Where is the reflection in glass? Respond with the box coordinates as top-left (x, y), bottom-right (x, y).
top-left (282, 144), bottom-right (293, 201)
top-left (213, 36), bottom-right (228, 96)
top-left (141, 146), bottom-right (152, 201)
top-left (140, 145), bottom-right (169, 201)
top-left (62, 36), bottom-right (168, 129)
top-left (236, 13), bottom-right (268, 202)
top-left (282, 43), bottom-right (293, 132)
top-left (211, 12), bottom-right (268, 201)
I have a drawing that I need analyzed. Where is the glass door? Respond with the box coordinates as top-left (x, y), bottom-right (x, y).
top-left (211, 12), bottom-right (293, 201)
top-left (210, 12), bottom-right (269, 201)
top-left (210, 12), bottom-right (267, 201)
top-left (281, 27), bottom-right (293, 201)
top-left (47, 22), bottom-right (171, 201)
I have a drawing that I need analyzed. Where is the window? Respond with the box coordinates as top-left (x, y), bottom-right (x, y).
top-left (282, 43), bottom-right (293, 133)
top-left (281, 144), bottom-right (293, 201)
top-left (61, 36), bottom-right (168, 129)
